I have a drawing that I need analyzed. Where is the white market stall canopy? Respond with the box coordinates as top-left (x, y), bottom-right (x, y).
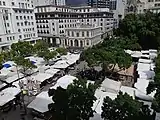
top-left (5, 73), bottom-right (24, 83)
top-left (50, 75), bottom-right (77, 89)
top-left (101, 78), bottom-right (121, 94)
top-left (120, 86), bottom-right (136, 99)
top-left (45, 68), bottom-right (60, 75)
top-left (137, 63), bottom-right (151, 71)
top-left (0, 87), bottom-right (21, 107)
top-left (138, 71), bottom-right (155, 79)
top-left (27, 91), bottom-right (52, 113)
top-left (33, 73), bottom-right (53, 83)
top-left (138, 59), bottom-right (152, 64)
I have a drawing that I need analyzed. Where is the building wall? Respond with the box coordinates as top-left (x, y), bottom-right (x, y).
top-left (33, 0), bottom-right (66, 6)
top-left (0, 0), bottom-right (39, 50)
top-left (35, 5), bottom-right (117, 47)
top-left (110, 0), bottom-right (126, 19)
top-left (63, 26), bottom-right (102, 48)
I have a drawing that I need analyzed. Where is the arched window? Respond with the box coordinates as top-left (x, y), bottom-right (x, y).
top-left (65, 39), bottom-right (67, 46)
top-left (80, 41), bottom-right (83, 47)
top-left (74, 39), bottom-right (79, 47)
top-left (71, 40), bottom-right (73, 46)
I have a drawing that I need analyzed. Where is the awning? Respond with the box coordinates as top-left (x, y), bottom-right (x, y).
top-left (3, 64), bottom-right (11, 68)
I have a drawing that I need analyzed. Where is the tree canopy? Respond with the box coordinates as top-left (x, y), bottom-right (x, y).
top-left (11, 41), bottom-right (34, 57)
top-left (115, 12), bottom-right (160, 49)
top-left (13, 56), bottom-right (36, 76)
top-left (81, 37), bottom-right (132, 78)
top-left (147, 54), bottom-right (160, 112)
top-left (56, 47), bottom-right (67, 55)
top-left (101, 92), bottom-right (154, 120)
top-left (48, 78), bottom-right (97, 120)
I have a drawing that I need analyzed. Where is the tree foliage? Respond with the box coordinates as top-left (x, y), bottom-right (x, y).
top-left (101, 92), bottom-right (154, 120)
top-left (56, 47), bottom-right (67, 55)
top-left (13, 56), bottom-right (36, 76)
top-left (115, 12), bottom-right (160, 49)
top-left (33, 40), bottom-right (49, 54)
top-left (147, 55), bottom-right (160, 112)
top-left (81, 37), bottom-right (132, 78)
top-left (11, 41), bottom-right (34, 57)
top-left (48, 79), bottom-right (97, 120)
top-left (43, 50), bottom-right (57, 64)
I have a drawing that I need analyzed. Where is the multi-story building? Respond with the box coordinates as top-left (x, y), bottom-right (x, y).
top-left (0, 0), bottom-right (40, 51)
top-left (35, 5), bottom-right (117, 48)
top-left (109, 0), bottom-right (126, 19)
top-left (126, 0), bottom-right (160, 14)
top-left (34, 0), bottom-right (66, 6)
top-left (62, 21), bottom-right (102, 48)
top-left (87, 0), bottom-right (110, 8)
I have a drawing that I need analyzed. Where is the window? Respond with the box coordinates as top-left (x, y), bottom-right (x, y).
top-left (12, 2), bottom-right (15, 6)
top-left (18, 29), bottom-right (21, 32)
top-left (21, 22), bottom-right (23, 26)
top-left (0, 38), bottom-right (2, 42)
top-left (86, 40), bottom-right (89, 45)
top-left (82, 31), bottom-right (84, 37)
top-left (16, 16), bottom-right (18, 20)
top-left (86, 31), bottom-right (89, 37)
top-left (32, 22), bottom-right (34, 25)
top-left (3, 1), bottom-right (5, 6)
top-left (20, 16), bottom-right (22, 20)
top-left (0, 1), bottom-right (1, 5)
top-left (17, 22), bottom-right (19, 26)
top-left (68, 31), bottom-right (70, 36)
top-left (76, 32), bottom-right (79, 37)
top-left (19, 35), bottom-right (22, 39)
top-left (72, 31), bottom-right (74, 36)
top-left (7, 23), bottom-right (9, 27)
top-left (6, 16), bottom-right (8, 20)
top-left (31, 16), bottom-right (33, 19)
top-left (13, 36), bottom-right (15, 40)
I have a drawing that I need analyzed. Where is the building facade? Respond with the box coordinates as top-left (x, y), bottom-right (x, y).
top-left (61, 21), bottom-right (102, 48)
top-left (126, 0), bottom-right (160, 14)
top-left (35, 5), bottom-right (117, 48)
top-left (34, 0), bottom-right (66, 6)
top-left (87, 0), bottom-right (110, 8)
top-left (0, 0), bottom-right (40, 51)
top-left (109, 0), bottom-right (126, 19)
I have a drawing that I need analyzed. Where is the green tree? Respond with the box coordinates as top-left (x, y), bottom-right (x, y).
top-left (34, 40), bottom-right (49, 54)
top-left (101, 92), bottom-right (154, 120)
top-left (56, 47), bottom-right (67, 55)
top-left (43, 50), bottom-right (57, 64)
top-left (13, 56), bottom-right (36, 76)
top-left (81, 39), bottom-right (132, 78)
top-left (11, 41), bottom-right (34, 57)
top-left (115, 12), bottom-right (160, 49)
top-left (48, 79), bottom-right (97, 120)
top-left (147, 54), bottom-right (160, 112)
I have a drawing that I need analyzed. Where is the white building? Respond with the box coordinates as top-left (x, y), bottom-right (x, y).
top-left (34, 0), bottom-right (66, 6)
top-left (35, 5), bottom-right (117, 48)
top-left (109, 0), bottom-right (126, 19)
top-left (62, 21), bottom-right (102, 48)
top-left (0, 0), bottom-right (40, 51)
top-left (126, 0), bottom-right (160, 14)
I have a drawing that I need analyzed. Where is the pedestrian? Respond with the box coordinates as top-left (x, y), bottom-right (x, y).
top-left (13, 101), bottom-right (16, 110)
